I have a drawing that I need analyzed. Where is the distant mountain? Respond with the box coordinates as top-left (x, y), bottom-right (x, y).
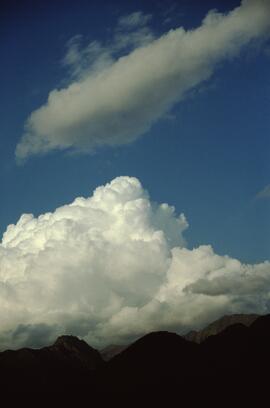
top-left (184, 313), bottom-right (259, 343)
top-left (100, 344), bottom-right (127, 361)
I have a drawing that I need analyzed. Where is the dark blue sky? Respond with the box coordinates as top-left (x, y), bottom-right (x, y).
top-left (0, 0), bottom-right (269, 263)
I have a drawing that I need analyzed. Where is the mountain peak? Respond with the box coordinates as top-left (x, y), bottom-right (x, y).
top-left (52, 335), bottom-right (104, 371)
top-left (53, 335), bottom-right (99, 357)
top-left (54, 335), bottom-right (83, 348)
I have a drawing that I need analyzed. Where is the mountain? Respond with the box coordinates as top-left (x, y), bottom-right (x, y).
top-left (0, 335), bottom-right (103, 393)
top-left (184, 313), bottom-right (259, 343)
top-left (102, 331), bottom-right (200, 394)
top-left (100, 315), bottom-right (270, 401)
top-left (0, 313), bottom-right (269, 404)
top-left (52, 335), bottom-right (103, 370)
top-left (100, 344), bottom-right (127, 361)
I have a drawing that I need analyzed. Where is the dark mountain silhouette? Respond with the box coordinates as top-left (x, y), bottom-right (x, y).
top-left (101, 331), bottom-right (201, 392)
top-left (1, 313), bottom-right (270, 404)
top-left (0, 334), bottom-right (103, 393)
top-left (101, 314), bottom-right (260, 362)
top-left (184, 313), bottom-right (259, 343)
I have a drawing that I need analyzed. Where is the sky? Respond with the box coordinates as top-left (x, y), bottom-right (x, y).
top-left (0, 0), bottom-right (270, 349)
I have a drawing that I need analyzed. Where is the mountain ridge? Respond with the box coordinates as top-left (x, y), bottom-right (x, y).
top-left (184, 313), bottom-right (259, 343)
top-left (0, 312), bottom-right (268, 402)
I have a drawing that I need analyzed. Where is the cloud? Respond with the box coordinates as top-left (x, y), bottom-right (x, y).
top-left (15, 0), bottom-right (270, 161)
top-left (117, 11), bottom-right (152, 30)
top-left (62, 35), bottom-right (114, 80)
top-left (256, 184), bottom-right (270, 199)
top-left (62, 13), bottom-right (154, 81)
top-left (0, 176), bottom-right (269, 349)
top-left (11, 323), bottom-right (59, 349)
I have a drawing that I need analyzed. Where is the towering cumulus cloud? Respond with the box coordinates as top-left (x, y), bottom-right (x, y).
top-left (0, 176), bottom-right (269, 349)
top-left (16, 0), bottom-right (270, 160)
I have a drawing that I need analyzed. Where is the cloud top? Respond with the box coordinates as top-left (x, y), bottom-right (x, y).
top-left (16, 0), bottom-right (270, 161)
top-left (0, 176), bottom-right (269, 349)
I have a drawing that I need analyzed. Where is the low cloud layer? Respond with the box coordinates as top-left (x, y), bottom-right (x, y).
top-left (16, 0), bottom-right (270, 160)
top-left (0, 176), bottom-right (269, 349)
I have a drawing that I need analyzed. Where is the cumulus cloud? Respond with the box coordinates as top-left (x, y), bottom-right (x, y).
top-left (16, 0), bottom-right (270, 161)
top-left (0, 176), bottom-right (270, 349)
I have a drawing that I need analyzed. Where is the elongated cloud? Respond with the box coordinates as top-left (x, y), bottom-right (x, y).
top-left (16, 0), bottom-right (270, 160)
top-left (0, 176), bottom-right (269, 349)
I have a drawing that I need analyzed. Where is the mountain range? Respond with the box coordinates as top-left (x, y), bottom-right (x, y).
top-left (99, 313), bottom-right (259, 359)
top-left (1, 313), bottom-right (269, 404)
top-left (183, 313), bottom-right (259, 343)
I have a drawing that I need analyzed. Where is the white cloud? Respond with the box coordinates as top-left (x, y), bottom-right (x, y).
top-left (16, 0), bottom-right (270, 161)
top-left (0, 176), bottom-right (269, 349)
